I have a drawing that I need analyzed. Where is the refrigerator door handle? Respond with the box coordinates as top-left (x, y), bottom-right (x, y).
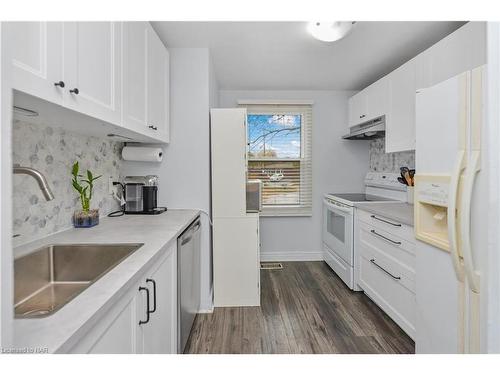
top-left (448, 150), bottom-right (465, 281)
top-left (460, 150), bottom-right (481, 293)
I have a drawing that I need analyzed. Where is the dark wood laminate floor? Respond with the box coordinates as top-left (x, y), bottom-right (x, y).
top-left (185, 261), bottom-right (415, 354)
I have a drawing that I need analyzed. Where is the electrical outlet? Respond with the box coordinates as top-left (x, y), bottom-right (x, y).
top-left (108, 176), bottom-right (115, 195)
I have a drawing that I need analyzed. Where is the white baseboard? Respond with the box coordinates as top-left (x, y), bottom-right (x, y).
top-left (260, 251), bottom-right (323, 262)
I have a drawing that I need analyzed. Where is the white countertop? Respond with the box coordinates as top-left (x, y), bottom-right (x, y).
top-left (354, 202), bottom-right (414, 226)
top-left (13, 209), bottom-right (200, 353)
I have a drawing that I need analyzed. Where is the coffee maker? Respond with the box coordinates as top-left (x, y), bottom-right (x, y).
top-left (123, 175), bottom-right (166, 215)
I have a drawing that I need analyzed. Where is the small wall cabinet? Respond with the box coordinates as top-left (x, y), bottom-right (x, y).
top-left (62, 22), bottom-right (122, 126)
top-left (122, 22), bottom-right (169, 142)
top-left (386, 58), bottom-right (417, 153)
top-left (348, 76), bottom-right (388, 128)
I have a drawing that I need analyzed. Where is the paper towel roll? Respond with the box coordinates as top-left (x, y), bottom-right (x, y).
top-left (122, 146), bottom-right (163, 162)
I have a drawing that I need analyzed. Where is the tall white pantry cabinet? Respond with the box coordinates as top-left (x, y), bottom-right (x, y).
top-left (210, 108), bottom-right (260, 307)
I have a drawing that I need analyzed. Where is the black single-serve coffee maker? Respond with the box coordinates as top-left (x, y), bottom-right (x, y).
top-left (123, 175), bottom-right (167, 215)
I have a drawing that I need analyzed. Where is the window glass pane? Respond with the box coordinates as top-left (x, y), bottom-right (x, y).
top-left (247, 114), bottom-right (301, 159)
top-left (248, 160), bottom-right (300, 206)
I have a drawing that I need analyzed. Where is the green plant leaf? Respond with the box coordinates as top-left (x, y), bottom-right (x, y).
top-left (87, 170), bottom-right (93, 182)
top-left (71, 162), bottom-right (79, 177)
top-left (72, 180), bottom-right (82, 193)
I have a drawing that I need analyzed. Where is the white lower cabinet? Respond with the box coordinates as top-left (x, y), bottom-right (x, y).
top-left (356, 210), bottom-right (416, 339)
top-left (213, 215), bottom-right (260, 307)
top-left (68, 244), bottom-right (177, 354)
top-left (138, 246), bottom-right (177, 354)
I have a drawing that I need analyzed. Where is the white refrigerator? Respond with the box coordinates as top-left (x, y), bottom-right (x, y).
top-left (414, 66), bottom-right (488, 353)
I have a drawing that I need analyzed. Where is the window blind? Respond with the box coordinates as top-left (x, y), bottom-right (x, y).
top-left (240, 103), bottom-right (313, 216)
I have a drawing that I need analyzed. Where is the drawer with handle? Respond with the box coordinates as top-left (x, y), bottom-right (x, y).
top-left (359, 238), bottom-right (415, 293)
top-left (359, 221), bottom-right (415, 270)
top-left (358, 254), bottom-right (416, 339)
top-left (358, 209), bottom-right (414, 243)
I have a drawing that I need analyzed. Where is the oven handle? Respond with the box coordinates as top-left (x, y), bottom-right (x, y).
top-left (323, 199), bottom-right (352, 214)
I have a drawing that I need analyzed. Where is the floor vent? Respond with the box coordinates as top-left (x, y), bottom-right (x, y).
top-left (260, 262), bottom-right (284, 270)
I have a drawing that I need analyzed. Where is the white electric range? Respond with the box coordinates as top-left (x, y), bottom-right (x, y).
top-left (322, 172), bottom-right (407, 290)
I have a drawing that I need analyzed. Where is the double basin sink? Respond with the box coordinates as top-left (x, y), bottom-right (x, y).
top-left (15, 243), bottom-right (143, 318)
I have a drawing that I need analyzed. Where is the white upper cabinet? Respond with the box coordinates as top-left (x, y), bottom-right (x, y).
top-left (348, 91), bottom-right (367, 127)
top-left (122, 22), bottom-right (148, 133)
top-left (3, 21), bottom-right (169, 144)
top-left (62, 22), bottom-right (121, 125)
top-left (386, 58), bottom-right (417, 153)
top-left (3, 22), bottom-right (65, 104)
top-left (122, 22), bottom-right (169, 142)
top-left (365, 77), bottom-right (389, 121)
top-left (424, 22), bottom-right (486, 88)
top-left (348, 77), bottom-right (388, 128)
top-left (347, 22), bottom-right (486, 153)
top-left (146, 24), bottom-right (170, 141)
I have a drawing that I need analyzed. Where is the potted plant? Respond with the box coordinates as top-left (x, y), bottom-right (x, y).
top-left (71, 161), bottom-right (102, 228)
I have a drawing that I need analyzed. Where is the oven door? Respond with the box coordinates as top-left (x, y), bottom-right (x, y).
top-left (322, 198), bottom-right (354, 266)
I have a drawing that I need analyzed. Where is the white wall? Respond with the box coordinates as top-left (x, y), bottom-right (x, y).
top-left (219, 90), bottom-right (369, 260)
top-left (122, 48), bottom-right (215, 310)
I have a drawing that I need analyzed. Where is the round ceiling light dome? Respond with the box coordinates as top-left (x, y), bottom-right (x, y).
top-left (307, 21), bottom-right (356, 42)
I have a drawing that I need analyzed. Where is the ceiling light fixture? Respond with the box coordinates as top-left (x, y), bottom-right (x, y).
top-left (307, 21), bottom-right (356, 42)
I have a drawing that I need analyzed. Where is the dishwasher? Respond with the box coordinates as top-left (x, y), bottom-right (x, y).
top-left (177, 216), bottom-right (201, 353)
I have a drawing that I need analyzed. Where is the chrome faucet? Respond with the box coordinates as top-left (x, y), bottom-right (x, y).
top-left (13, 164), bottom-right (55, 201)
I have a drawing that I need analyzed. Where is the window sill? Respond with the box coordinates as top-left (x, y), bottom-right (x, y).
top-left (259, 208), bottom-right (312, 217)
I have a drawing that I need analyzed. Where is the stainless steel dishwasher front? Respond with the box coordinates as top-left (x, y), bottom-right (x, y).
top-left (177, 216), bottom-right (201, 353)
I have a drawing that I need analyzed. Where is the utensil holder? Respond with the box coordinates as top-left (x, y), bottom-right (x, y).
top-left (407, 186), bottom-right (414, 205)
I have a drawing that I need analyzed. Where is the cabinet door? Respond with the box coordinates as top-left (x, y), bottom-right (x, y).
top-left (210, 109), bottom-right (248, 218)
top-left (3, 22), bottom-right (64, 104)
top-left (386, 59), bottom-right (417, 153)
top-left (213, 215), bottom-right (260, 307)
top-left (147, 25), bottom-right (170, 142)
top-left (348, 91), bottom-right (367, 127)
top-left (366, 77), bottom-right (389, 121)
top-left (63, 22), bottom-right (121, 125)
top-left (122, 22), bottom-right (148, 133)
top-left (69, 284), bottom-right (141, 354)
top-left (139, 246), bottom-right (177, 354)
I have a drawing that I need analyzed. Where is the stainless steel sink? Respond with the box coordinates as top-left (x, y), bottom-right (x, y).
top-left (14, 243), bottom-right (143, 318)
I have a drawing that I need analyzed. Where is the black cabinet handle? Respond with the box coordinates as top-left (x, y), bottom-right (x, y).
top-left (54, 81), bottom-right (65, 88)
top-left (370, 258), bottom-right (401, 280)
top-left (69, 88), bottom-right (79, 95)
top-left (370, 214), bottom-right (402, 227)
top-left (370, 229), bottom-right (402, 245)
top-left (138, 286), bottom-right (151, 325)
top-left (148, 125), bottom-right (158, 131)
top-left (146, 278), bottom-right (157, 313)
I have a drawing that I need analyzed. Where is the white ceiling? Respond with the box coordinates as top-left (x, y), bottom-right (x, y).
top-left (152, 21), bottom-right (465, 91)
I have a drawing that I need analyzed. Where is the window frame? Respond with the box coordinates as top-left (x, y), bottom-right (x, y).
top-left (242, 104), bottom-right (313, 217)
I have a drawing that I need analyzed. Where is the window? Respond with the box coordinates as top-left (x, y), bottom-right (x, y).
top-left (242, 104), bottom-right (312, 216)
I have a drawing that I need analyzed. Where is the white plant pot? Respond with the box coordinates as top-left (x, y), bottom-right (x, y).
top-left (407, 186), bottom-right (414, 205)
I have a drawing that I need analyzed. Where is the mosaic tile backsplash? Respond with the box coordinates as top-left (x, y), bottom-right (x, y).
top-left (369, 138), bottom-right (415, 173)
top-left (13, 120), bottom-right (123, 246)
